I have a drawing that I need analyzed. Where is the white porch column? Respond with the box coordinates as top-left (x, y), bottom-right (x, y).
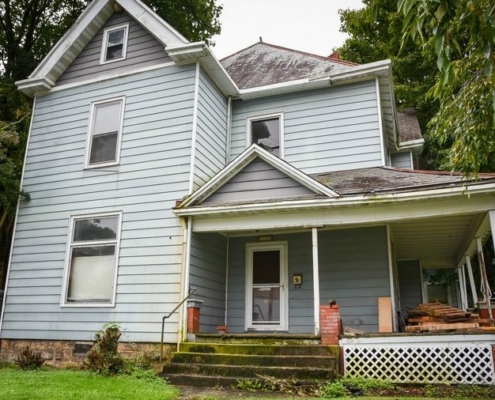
top-left (465, 256), bottom-right (478, 307)
top-left (490, 210), bottom-right (495, 251)
top-left (476, 236), bottom-right (493, 319)
top-left (457, 266), bottom-right (468, 310)
top-left (312, 227), bottom-right (320, 336)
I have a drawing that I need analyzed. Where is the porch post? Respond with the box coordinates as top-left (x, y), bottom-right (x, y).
top-left (490, 210), bottom-right (495, 252)
top-left (465, 256), bottom-right (478, 307)
top-left (457, 266), bottom-right (468, 311)
top-left (476, 237), bottom-right (493, 320)
top-left (312, 227), bottom-right (320, 336)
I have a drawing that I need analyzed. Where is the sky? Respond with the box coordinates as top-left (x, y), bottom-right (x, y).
top-left (212, 0), bottom-right (365, 60)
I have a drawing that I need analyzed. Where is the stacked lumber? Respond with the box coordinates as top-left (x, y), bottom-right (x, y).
top-left (405, 302), bottom-right (480, 333)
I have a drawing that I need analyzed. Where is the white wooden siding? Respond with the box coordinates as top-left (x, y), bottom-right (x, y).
top-left (204, 159), bottom-right (315, 204)
top-left (230, 80), bottom-right (383, 174)
top-left (189, 233), bottom-right (227, 332)
top-left (391, 152), bottom-right (412, 169)
top-left (193, 69), bottom-right (228, 189)
top-left (57, 11), bottom-right (171, 86)
top-left (2, 64), bottom-right (196, 343)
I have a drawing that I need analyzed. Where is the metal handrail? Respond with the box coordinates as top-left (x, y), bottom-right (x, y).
top-left (160, 288), bottom-right (197, 361)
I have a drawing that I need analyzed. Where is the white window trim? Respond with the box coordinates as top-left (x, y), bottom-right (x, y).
top-left (84, 96), bottom-right (125, 169)
top-left (100, 23), bottom-right (129, 65)
top-left (60, 211), bottom-right (123, 308)
top-left (246, 113), bottom-right (285, 158)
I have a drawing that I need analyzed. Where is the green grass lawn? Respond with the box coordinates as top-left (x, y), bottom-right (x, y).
top-left (0, 368), bottom-right (179, 400)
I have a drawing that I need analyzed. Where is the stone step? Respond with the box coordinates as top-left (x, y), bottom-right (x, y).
top-left (194, 333), bottom-right (320, 345)
top-left (163, 362), bottom-right (335, 380)
top-left (179, 342), bottom-right (336, 356)
top-left (170, 352), bottom-right (336, 368)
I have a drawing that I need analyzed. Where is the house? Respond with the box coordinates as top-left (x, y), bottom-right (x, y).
top-left (1, 0), bottom-right (495, 383)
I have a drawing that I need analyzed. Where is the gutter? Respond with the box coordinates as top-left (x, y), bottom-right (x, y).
top-left (174, 182), bottom-right (495, 217)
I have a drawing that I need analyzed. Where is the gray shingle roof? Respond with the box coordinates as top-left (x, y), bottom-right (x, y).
top-left (221, 42), bottom-right (357, 90)
top-left (397, 107), bottom-right (423, 143)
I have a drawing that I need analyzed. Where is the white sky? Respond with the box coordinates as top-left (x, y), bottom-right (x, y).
top-left (212, 0), bottom-right (365, 60)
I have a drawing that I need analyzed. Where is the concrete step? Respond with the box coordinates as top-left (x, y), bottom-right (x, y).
top-left (179, 342), bottom-right (336, 356)
top-left (163, 362), bottom-right (335, 380)
top-left (170, 351), bottom-right (336, 368)
top-left (194, 333), bottom-right (320, 345)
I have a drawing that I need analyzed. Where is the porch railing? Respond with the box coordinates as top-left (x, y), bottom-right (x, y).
top-left (160, 288), bottom-right (196, 361)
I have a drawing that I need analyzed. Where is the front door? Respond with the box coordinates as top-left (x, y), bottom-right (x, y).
top-left (246, 242), bottom-right (288, 331)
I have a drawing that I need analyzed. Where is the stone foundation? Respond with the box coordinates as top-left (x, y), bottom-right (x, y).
top-left (0, 339), bottom-right (173, 368)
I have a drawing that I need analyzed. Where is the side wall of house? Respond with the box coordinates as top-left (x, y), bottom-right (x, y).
top-left (189, 233), bottom-right (227, 332)
top-left (193, 69), bottom-right (228, 190)
top-left (226, 226), bottom-right (389, 333)
top-left (318, 226), bottom-right (390, 332)
top-left (230, 80), bottom-right (383, 174)
top-left (397, 260), bottom-right (422, 318)
top-left (1, 65), bottom-right (196, 343)
top-left (391, 151), bottom-right (412, 169)
top-left (57, 11), bottom-right (172, 86)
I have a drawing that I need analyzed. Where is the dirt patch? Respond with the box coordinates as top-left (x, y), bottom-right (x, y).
top-left (176, 386), bottom-right (297, 399)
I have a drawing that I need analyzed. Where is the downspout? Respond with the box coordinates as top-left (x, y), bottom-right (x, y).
top-left (226, 96), bottom-right (232, 164)
top-left (0, 97), bottom-right (36, 334)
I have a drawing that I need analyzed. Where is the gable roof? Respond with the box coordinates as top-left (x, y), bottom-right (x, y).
top-left (177, 144), bottom-right (339, 208)
top-left (396, 107), bottom-right (424, 149)
top-left (17, 0), bottom-right (188, 97)
top-left (221, 41), bottom-right (358, 90)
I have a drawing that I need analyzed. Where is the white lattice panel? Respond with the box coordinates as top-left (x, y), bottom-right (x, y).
top-left (343, 344), bottom-right (495, 385)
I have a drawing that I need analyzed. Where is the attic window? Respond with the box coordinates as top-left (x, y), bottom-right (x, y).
top-left (247, 113), bottom-right (284, 157)
top-left (101, 24), bottom-right (129, 63)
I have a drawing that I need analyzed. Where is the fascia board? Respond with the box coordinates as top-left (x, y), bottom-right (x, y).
top-left (174, 182), bottom-right (495, 216)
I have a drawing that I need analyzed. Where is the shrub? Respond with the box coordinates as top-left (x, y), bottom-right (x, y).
top-left (321, 380), bottom-right (347, 398)
top-left (83, 323), bottom-right (125, 375)
top-left (14, 346), bottom-right (45, 370)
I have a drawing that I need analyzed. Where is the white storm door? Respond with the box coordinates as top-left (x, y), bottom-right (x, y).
top-left (246, 242), bottom-right (288, 331)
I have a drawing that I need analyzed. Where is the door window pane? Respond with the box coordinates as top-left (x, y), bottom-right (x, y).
top-left (253, 250), bottom-right (280, 284)
top-left (252, 287), bottom-right (280, 323)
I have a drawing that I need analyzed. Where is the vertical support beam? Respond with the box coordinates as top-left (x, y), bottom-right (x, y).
top-left (181, 216), bottom-right (193, 342)
top-left (476, 237), bottom-right (493, 320)
top-left (312, 227), bottom-right (320, 336)
top-left (457, 266), bottom-right (468, 311)
top-left (386, 225), bottom-right (397, 331)
top-left (490, 210), bottom-right (495, 253)
top-left (224, 236), bottom-right (230, 326)
top-left (466, 256), bottom-right (478, 307)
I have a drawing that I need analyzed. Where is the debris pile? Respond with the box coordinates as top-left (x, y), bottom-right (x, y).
top-left (406, 302), bottom-right (495, 333)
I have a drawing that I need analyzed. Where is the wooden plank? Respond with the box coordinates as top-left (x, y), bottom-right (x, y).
top-left (378, 297), bottom-right (393, 333)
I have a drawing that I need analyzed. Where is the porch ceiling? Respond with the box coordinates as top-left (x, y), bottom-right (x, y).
top-left (390, 212), bottom-right (487, 269)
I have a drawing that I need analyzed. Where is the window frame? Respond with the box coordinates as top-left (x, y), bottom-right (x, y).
top-left (61, 212), bottom-right (123, 308)
top-left (84, 97), bottom-right (125, 169)
top-left (246, 113), bottom-right (285, 158)
top-left (100, 23), bottom-right (129, 64)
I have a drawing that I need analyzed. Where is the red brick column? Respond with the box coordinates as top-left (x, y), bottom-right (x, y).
top-left (320, 304), bottom-right (342, 345)
top-left (187, 306), bottom-right (200, 333)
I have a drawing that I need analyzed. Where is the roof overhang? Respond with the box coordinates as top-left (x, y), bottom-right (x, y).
top-left (398, 138), bottom-right (425, 153)
top-left (16, 0), bottom-right (189, 98)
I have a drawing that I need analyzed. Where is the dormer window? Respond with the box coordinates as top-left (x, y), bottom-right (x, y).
top-left (247, 113), bottom-right (284, 157)
top-left (101, 24), bottom-right (129, 64)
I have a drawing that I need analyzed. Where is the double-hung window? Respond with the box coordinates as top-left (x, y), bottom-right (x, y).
top-left (100, 23), bottom-right (129, 64)
top-left (247, 113), bottom-right (284, 157)
top-left (63, 213), bottom-right (122, 306)
top-left (86, 97), bottom-right (125, 168)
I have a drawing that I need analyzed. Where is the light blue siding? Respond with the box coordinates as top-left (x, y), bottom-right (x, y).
top-left (204, 159), bottom-right (315, 204)
top-left (226, 227), bottom-right (389, 333)
top-left (230, 80), bottom-right (383, 174)
top-left (193, 68), bottom-right (228, 189)
top-left (189, 233), bottom-right (228, 332)
top-left (57, 11), bottom-right (171, 86)
top-left (391, 151), bottom-right (412, 169)
top-left (398, 260), bottom-right (422, 318)
top-left (2, 64), bottom-right (196, 343)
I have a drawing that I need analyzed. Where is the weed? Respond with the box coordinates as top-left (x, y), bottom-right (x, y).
top-left (322, 376), bottom-right (393, 398)
top-left (234, 378), bottom-right (263, 392)
top-left (14, 346), bottom-right (45, 370)
top-left (83, 322), bottom-right (125, 375)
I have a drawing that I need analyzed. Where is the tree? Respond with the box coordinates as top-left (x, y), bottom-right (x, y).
top-left (392, 0), bottom-right (495, 174)
top-left (338, 0), bottom-right (440, 168)
top-left (0, 0), bottom-right (222, 286)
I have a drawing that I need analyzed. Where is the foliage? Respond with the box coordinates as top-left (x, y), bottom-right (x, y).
top-left (234, 378), bottom-right (263, 392)
top-left (14, 346), bottom-right (45, 370)
top-left (0, 368), bottom-right (178, 400)
top-left (392, 0), bottom-right (495, 174)
top-left (83, 323), bottom-right (125, 375)
top-left (256, 374), bottom-right (321, 397)
top-left (322, 376), bottom-right (393, 398)
top-left (338, 0), bottom-right (439, 168)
